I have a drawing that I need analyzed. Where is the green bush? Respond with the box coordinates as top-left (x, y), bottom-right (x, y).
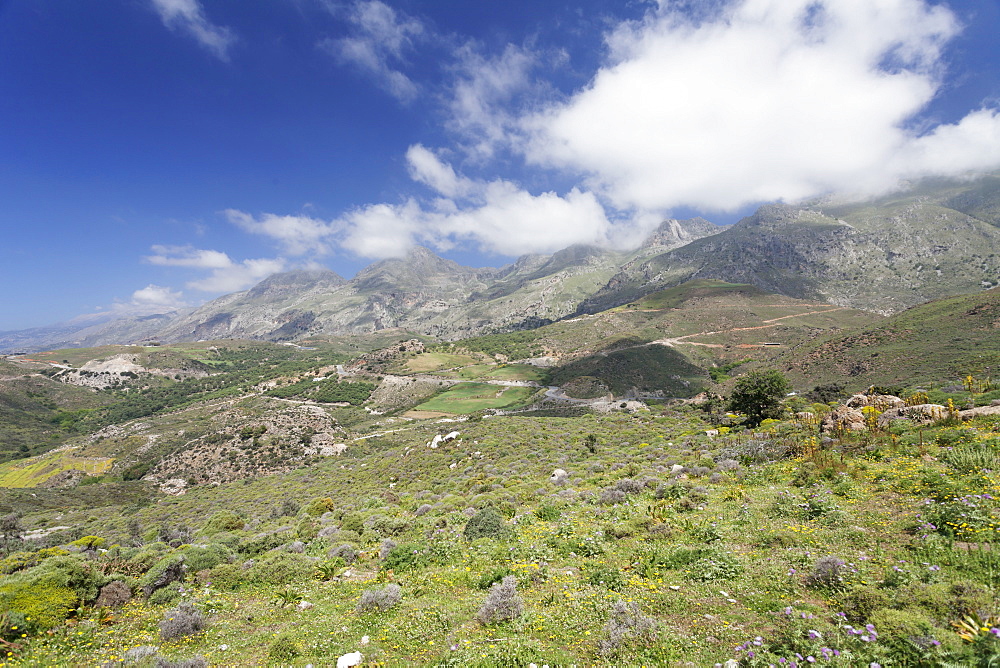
top-left (340, 513), bottom-right (364, 535)
top-left (182, 544), bottom-right (233, 572)
top-left (268, 634), bottom-right (301, 662)
top-left (249, 552), bottom-right (315, 585)
top-left (148, 581), bottom-right (183, 605)
top-left (201, 511), bottom-right (244, 535)
top-left (207, 563), bottom-right (245, 592)
top-left (463, 508), bottom-right (510, 541)
top-left (305, 497), bottom-right (336, 517)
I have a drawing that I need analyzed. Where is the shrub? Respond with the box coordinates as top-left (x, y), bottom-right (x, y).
top-left (95, 580), bottom-right (132, 608)
top-left (463, 508), bottom-right (510, 541)
top-left (356, 583), bottom-right (403, 613)
top-left (599, 489), bottom-right (627, 505)
top-left (415, 503), bottom-right (433, 517)
top-left (382, 544), bottom-right (425, 571)
top-left (141, 555), bottom-right (186, 598)
top-left (477, 575), bottom-right (523, 624)
top-left (340, 513), bottom-right (364, 534)
top-left (249, 552), bottom-right (315, 585)
top-left (598, 601), bottom-right (657, 657)
top-left (206, 563), bottom-right (244, 592)
top-left (159, 602), bottom-right (206, 640)
top-left (201, 511), bottom-right (244, 535)
top-left (328, 544), bottom-right (357, 564)
top-left (613, 478), bottom-right (646, 495)
top-left (379, 539), bottom-right (398, 560)
top-left (805, 556), bottom-right (849, 591)
top-left (148, 581), bottom-right (183, 605)
top-left (182, 544), bottom-right (233, 572)
top-left (535, 503), bottom-right (561, 521)
top-left (305, 496), bottom-right (336, 517)
top-left (477, 567), bottom-right (515, 590)
top-left (268, 634), bottom-right (301, 662)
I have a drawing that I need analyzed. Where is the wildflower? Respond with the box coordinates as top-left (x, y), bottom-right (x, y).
top-left (808, 630), bottom-right (822, 639)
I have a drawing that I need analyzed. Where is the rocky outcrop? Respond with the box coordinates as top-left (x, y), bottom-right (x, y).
top-left (877, 404), bottom-right (949, 428)
top-left (845, 394), bottom-right (905, 411)
top-left (822, 405), bottom-right (866, 433)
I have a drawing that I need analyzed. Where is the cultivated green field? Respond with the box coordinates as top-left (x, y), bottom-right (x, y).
top-left (409, 382), bottom-right (539, 414)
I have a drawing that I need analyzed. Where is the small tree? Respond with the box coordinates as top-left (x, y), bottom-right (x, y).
top-left (728, 370), bottom-right (790, 427)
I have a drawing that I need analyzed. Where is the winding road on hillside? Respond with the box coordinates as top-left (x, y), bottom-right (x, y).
top-left (653, 307), bottom-right (848, 348)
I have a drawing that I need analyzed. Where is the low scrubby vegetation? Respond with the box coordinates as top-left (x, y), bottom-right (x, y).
top-left (3, 371), bottom-right (1000, 665)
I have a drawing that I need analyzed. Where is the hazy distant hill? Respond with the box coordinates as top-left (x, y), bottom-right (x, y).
top-left (0, 218), bottom-right (721, 351)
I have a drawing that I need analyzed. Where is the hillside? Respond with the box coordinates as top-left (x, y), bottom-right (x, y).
top-left (580, 173), bottom-right (1000, 315)
top-left (0, 219), bottom-right (724, 353)
top-left (781, 286), bottom-right (1000, 391)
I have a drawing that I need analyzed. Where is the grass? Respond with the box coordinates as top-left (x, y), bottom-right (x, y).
top-left (456, 364), bottom-right (545, 382)
top-left (410, 382), bottom-right (538, 414)
top-left (404, 352), bottom-right (479, 373)
top-left (8, 402), bottom-right (1000, 666)
top-left (0, 449), bottom-right (114, 488)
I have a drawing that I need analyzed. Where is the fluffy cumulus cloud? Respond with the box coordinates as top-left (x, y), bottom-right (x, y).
top-left (446, 43), bottom-right (541, 159)
top-left (149, 0), bottom-right (236, 61)
top-left (337, 145), bottom-right (612, 258)
top-left (522, 0), bottom-right (1000, 211)
top-left (110, 284), bottom-right (188, 316)
top-left (144, 245), bottom-right (286, 293)
top-left (319, 0), bottom-right (424, 103)
top-left (224, 210), bottom-right (334, 256)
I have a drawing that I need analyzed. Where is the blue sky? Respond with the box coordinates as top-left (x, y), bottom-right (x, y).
top-left (1, 0), bottom-right (999, 331)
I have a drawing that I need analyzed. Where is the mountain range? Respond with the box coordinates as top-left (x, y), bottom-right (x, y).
top-left (3, 174), bottom-right (998, 353)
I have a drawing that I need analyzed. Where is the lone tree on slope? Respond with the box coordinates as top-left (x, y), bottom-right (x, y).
top-left (728, 369), bottom-right (790, 427)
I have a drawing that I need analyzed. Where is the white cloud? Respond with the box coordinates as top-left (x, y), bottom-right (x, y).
top-left (520, 0), bottom-right (1000, 212)
top-left (224, 209), bottom-right (335, 256)
top-left (405, 144), bottom-right (475, 198)
top-left (145, 245), bottom-right (233, 269)
top-left (336, 147), bottom-right (613, 258)
top-left (446, 43), bottom-right (540, 159)
top-left (144, 245), bottom-right (285, 292)
top-left (150, 0), bottom-right (236, 61)
top-left (110, 284), bottom-right (188, 316)
top-left (187, 258), bottom-right (287, 293)
top-left (320, 0), bottom-right (424, 103)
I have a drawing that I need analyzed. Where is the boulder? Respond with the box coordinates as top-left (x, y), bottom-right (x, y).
top-left (549, 468), bottom-right (569, 484)
top-left (821, 405), bottom-right (865, 433)
top-left (337, 652), bottom-right (364, 668)
top-left (959, 405), bottom-right (1000, 420)
top-left (877, 403), bottom-right (948, 428)
top-left (845, 394), bottom-right (905, 411)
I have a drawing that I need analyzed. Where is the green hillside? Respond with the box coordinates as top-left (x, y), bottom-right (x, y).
top-left (782, 287), bottom-right (1000, 391)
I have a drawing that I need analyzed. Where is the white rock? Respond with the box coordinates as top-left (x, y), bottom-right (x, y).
top-left (549, 468), bottom-right (569, 484)
top-left (296, 600), bottom-right (314, 610)
top-left (360, 635), bottom-right (370, 645)
top-left (337, 651), bottom-right (363, 668)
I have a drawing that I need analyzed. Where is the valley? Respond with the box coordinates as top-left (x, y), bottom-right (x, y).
top-left (2, 175), bottom-right (1000, 666)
